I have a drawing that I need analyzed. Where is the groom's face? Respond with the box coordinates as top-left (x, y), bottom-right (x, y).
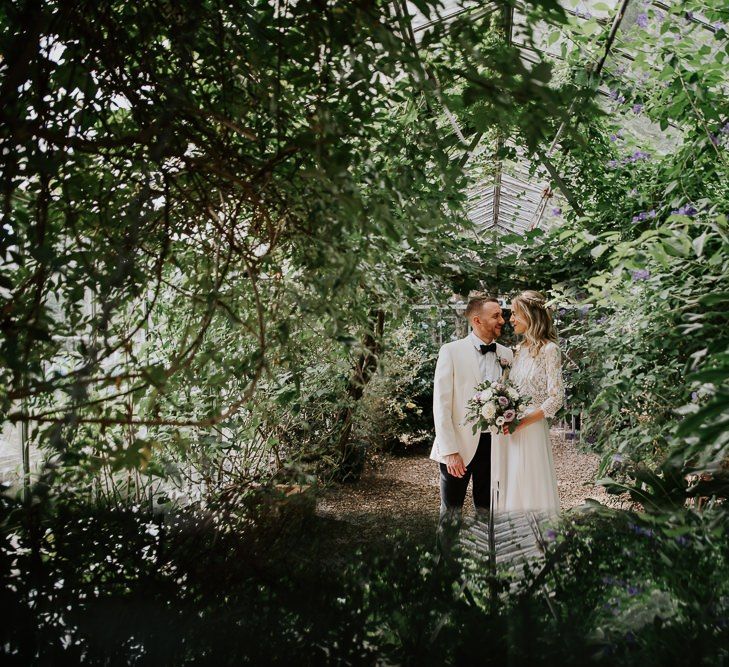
top-left (473, 302), bottom-right (505, 342)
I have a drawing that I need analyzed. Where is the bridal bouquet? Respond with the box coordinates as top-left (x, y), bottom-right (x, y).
top-left (465, 379), bottom-right (530, 436)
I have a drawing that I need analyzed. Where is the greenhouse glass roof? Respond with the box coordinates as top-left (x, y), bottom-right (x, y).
top-left (404, 0), bottom-right (716, 240)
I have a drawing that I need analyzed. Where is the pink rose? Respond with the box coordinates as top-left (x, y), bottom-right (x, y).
top-left (503, 409), bottom-right (516, 422)
top-left (498, 396), bottom-right (509, 407)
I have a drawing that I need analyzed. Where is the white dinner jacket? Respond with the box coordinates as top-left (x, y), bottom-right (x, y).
top-left (430, 336), bottom-right (513, 466)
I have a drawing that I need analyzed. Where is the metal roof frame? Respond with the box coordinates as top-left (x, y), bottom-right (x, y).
top-left (402, 0), bottom-right (714, 239)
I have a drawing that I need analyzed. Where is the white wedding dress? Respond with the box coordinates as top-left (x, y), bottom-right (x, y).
top-left (491, 341), bottom-right (562, 515)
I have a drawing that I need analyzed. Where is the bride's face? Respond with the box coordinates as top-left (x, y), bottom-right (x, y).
top-left (510, 306), bottom-right (528, 335)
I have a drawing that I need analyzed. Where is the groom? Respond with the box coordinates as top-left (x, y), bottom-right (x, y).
top-left (430, 295), bottom-right (512, 549)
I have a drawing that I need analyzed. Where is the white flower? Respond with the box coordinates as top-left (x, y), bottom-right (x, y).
top-left (481, 402), bottom-right (496, 420)
top-left (507, 388), bottom-right (519, 401)
top-left (495, 416), bottom-right (505, 426)
top-left (482, 389), bottom-right (493, 401)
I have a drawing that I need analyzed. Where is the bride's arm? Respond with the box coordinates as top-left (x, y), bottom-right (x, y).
top-left (512, 408), bottom-right (545, 432)
top-left (540, 343), bottom-right (565, 419)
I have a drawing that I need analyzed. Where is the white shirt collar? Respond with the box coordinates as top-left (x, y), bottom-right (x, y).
top-left (469, 331), bottom-right (495, 349)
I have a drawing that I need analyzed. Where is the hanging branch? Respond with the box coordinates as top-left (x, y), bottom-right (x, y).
top-left (533, 146), bottom-right (586, 218)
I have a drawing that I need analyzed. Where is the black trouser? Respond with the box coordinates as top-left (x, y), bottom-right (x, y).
top-left (436, 432), bottom-right (491, 558)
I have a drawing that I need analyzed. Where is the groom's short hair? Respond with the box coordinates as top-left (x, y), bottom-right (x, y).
top-left (465, 295), bottom-right (499, 320)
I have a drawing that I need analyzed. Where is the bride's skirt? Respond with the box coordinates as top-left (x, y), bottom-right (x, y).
top-left (491, 418), bottom-right (560, 515)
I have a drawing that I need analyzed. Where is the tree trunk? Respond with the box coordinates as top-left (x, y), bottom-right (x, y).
top-left (334, 309), bottom-right (386, 480)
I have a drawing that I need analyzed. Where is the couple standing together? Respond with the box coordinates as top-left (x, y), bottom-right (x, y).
top-left (430, 291), bottom-right (562, 534)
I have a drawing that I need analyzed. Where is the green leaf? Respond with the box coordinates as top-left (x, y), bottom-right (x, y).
top-left (688, 368), bottom-right (729, 382)
top-left (698, 292), bottom-right (729, 306)
top-left (662, 237), bottom-right (689, 257)
top-left (692, 232), bottom-right (707, 258)
top-left (676, 400), bottom-right (729, 436)
top-left (143, 365), bottom-right (167, 388)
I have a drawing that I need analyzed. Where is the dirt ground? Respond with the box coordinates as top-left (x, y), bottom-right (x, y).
top-left (315, 429), bottom-right (622, 550)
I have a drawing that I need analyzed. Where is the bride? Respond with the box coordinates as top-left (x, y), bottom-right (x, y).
top-left (492, 290), bottom-right (562, 514)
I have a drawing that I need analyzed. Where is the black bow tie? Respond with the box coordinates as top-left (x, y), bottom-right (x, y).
top-left (479, 343), bottom-right (497, 355)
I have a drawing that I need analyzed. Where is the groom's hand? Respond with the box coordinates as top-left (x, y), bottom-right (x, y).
top-left (444, 453), bottom-right (466, 478)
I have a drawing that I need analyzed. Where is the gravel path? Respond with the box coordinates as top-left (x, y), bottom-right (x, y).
top-left (315, 429), bottom-right (620, 548)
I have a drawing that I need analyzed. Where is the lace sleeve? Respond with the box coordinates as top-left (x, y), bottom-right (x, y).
top-left (540, 343), bottom-right (564, 420)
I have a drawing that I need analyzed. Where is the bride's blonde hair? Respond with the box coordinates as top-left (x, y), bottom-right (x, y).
top-left (511, 290), bottom-right (558, 355)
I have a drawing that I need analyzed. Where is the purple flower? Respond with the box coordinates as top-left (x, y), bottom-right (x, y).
top-left (632, 103), bottom-right (643, 114)
top-left (672, 204), bottom-right (698, 216)
top-left (636, 13), bottom-right (649, 28)
top-left (606, 159), bottom-right (620, 169)
top-left (691, 391), bottom-right (699, 402)
top-left (627, 585), bottom-right (639, 596)
top-left (631, 269), bottom-right (650, 281)
top-left (545, 529), bottom-right (557, 541)
top-left (629, 149), bottom-right (650, 162)
top-left (498, 396), bottom-right (510, 407)
top-left (609, 133), bottom-right (619, 142)
top-left (552, 207), bottom-right (562, 216)
top-left (674, 535), bottom-right (690, 546)
top-left (714, 21), bottom-right (725, 31)
top-left (503, 409), bottom-right (516, 422)
top-left (632, 209), bottom-right (656, 223)
top-left (612, 453), bottom-right (624, 464)
top-left (628, 522), bottom-right (654, 538)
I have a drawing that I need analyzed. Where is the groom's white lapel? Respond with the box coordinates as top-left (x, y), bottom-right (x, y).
top-left (430, 335), bottom-right (513, 467)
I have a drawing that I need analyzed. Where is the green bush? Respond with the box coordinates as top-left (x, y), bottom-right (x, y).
top-left (3, 489), bottom-right (729, 665)
top-left (356, 316), bottom-right (439, 453)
